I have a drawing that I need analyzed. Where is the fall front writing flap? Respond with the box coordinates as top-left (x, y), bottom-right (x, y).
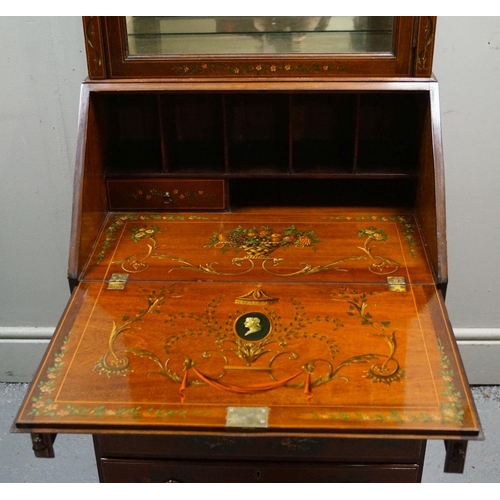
top-left (15, 279), bottom-right (480, 438)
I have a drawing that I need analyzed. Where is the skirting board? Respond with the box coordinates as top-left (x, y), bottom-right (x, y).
top-left (0, 328), bottom-right (52, 383)
top-left (454, 329), bottom-right (500, 385)
top-left (1, 328), bottom-right (499, 384)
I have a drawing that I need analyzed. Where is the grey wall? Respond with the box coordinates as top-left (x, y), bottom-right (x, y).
top-left (0, 17), bottom-right (86, 327)
top-left (0, 17), bottom-right (499, 334)
top-left (433, 17), bottom-right (500, 328)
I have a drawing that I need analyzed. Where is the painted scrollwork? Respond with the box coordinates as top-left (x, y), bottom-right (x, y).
top-left (112, 225), bottom-right (161, 273)
top-left (331, 288), bottom-right (404, 384)
top-left (356, 227), bottom-right (399, 275)
top-left (94, 286), bottom-right (404, 403)
top-left (94, 287), bottom-right (169, 377)
top-left (113, 222), bottom-right (401, 277)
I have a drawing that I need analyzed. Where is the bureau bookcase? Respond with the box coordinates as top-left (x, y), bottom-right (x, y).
top-left (14, 16), bottom-right (481, 482)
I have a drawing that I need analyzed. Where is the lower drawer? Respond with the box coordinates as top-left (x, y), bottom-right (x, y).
top-left (107, 178), bottom-right (226, 210)
top-left (99, 459), bottom-right (421, 483)
top-left (95, 435), bottom-right (425, 463)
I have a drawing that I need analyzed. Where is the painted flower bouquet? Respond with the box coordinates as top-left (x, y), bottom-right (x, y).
top-left (205, 225), bottom-right (319, 258)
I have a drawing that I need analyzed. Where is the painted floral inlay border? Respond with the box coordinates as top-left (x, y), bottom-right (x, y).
top-left (437, 338), bottom-right (464, 425)
top-left (171, 61), bottom-right (348, 77)
top-left (30, 332), bottom-right (73, 417)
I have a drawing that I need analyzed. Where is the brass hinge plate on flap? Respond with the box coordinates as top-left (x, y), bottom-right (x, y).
top-left (107, 273), bottom-right (129, 290)
top-left (226, 407), bottom-right (270, 428)
top-left (387, 276), bottom-right (407, 292)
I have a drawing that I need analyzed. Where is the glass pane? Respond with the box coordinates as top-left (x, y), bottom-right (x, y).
top-left (126, 16), bottom-right (395, 56)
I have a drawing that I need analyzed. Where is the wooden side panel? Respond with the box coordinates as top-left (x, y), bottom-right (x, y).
top-left (415, 82), bottom-right (447, 287)
top-left (68, 85), bottom-right (108, 282)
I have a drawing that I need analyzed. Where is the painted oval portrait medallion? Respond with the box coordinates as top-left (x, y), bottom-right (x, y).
top-left (234, 312), bottom-right (272, 341)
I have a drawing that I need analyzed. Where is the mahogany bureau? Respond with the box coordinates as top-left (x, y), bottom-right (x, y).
top-left (14, 16), bottom-right (482, 483)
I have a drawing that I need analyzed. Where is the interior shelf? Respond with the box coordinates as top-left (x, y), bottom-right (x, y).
top-left (95, 90), bottom-right (427, 184)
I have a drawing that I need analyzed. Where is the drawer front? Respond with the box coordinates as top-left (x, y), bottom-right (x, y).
top-left (95, 435), bottom-right (425, 464)
top-left (107, 179), bottom-right (226, 210)
top-left (99, 459), bottom-right (421, 483)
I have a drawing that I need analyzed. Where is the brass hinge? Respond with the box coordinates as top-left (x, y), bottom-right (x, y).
top-left (107, 273), bottom-right (129, 290)
top-left (387, 276), bottom-right (407, 292)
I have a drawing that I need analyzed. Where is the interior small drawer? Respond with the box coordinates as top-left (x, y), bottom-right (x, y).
top-left (107, 178), bottom-right (226, 210)
top-left (99, 458), bottom-right (421, 483)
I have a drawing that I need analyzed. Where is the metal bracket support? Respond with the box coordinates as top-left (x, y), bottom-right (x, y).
top-left (444, 439), bottom-right (468, 473)
top-left (31, 433), bottom-right (57, 458)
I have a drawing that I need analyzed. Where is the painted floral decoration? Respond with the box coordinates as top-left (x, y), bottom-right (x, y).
top-left (205, 225), bottom-right (319, 258)
top-left (357, 226), bottom-right (388, 242)
top-left (130, 225), bottom-right (161, 243)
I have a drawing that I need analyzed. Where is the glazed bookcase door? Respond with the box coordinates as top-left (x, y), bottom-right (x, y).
top-left (83, 16), bottom-right (436, 79)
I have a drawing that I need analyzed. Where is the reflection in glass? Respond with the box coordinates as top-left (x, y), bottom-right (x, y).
top-left (126, 16), bottom-right (394, 56)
